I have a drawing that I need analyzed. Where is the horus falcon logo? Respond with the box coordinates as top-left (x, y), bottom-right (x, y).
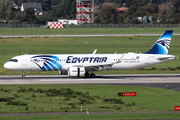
top-left (31, 55), bottom-right (62, 71)
top-left (157, 39), bottom-right (170, 50)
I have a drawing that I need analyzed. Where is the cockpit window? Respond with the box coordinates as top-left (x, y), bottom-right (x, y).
top-left (9, 59), bottom-right (18, 62)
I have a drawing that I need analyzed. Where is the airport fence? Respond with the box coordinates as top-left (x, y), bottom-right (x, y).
top-left (0, 23), bottom-right (47, 28)
top-left (65, 23), bottom-right (180, 28)
top-left (1, 23), bottom-right (180, 28)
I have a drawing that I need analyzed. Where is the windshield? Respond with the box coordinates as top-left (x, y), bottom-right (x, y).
top-left (9, 59), bottom-right (18, 62)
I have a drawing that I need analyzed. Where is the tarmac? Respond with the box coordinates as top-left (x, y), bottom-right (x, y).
top-left (0, 74), bottom-right (180, 90)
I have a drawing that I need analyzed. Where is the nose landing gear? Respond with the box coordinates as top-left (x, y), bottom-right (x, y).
top-left (22, 71), bottom-right (26, 79)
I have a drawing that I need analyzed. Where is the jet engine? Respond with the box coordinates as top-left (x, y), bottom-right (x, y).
top-left (68, 67), bottom-right (85, 77)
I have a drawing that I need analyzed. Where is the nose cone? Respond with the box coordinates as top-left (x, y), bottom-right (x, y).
top-left (4, 62), bottom-right (11, 70)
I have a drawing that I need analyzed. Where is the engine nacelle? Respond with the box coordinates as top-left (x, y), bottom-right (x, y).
top-left (68, 67), bottom-right (85, 77)
top-left (59, 70), bottom-right (68, 75)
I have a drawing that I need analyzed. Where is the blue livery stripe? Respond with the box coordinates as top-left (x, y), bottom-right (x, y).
top-left (31, 55), bottom-right (62, 71)
top-left (46, 61), bottom-right (59, 71)
top-left (44, 62), bottom-right (53, 71)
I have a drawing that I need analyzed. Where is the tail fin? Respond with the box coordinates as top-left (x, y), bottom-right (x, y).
top-left (145, 30), bottom-right (173, 55)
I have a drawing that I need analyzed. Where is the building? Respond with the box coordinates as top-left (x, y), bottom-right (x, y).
top-left (94, 3), bottom-right (102, 12)
top-left (116, 7), bottom-right (129, 13)
top-left (21, 3), bottom-right (43, 15)
top-left (13, 3), bottom-right (18, 9)
top-left (58, 19), bottom-right (77, 25)
top-left (103, 2), bottom-right (113, 6)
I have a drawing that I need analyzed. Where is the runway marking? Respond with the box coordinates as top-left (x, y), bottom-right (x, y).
top-left (40, 79), bottom-right (129, 81)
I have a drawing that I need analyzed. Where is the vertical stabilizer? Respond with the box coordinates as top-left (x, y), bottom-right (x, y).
top-left (145, 30), bottom-right (173, 55)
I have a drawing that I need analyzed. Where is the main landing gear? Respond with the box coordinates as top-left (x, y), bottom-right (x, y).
top-left (85, 72), bottom-right (96, 78)
top-left (22, 71), bottom-right (26, 79)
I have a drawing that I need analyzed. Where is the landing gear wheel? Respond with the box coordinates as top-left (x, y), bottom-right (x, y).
top-left (90, 73), bottom-right (95, 78)
top-left (85, 72), bottom-right (90, 78)
top-left (22, 71), bottom-right (26, 79)
top-left (22, 75), bottom-right (26, 79)
top-left (85, 72), bottom-right (89, 78)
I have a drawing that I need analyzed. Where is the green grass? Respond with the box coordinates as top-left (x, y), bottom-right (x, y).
top-left (0, 84), bottom-right (180, 119)
top-left (0, 84), bottom-right (180, 113)
top-left (1, 113), bottom-right (180, 120)
top-left (0, 28), bottom-right (180, 35)
top-left (0, 35), bottom-right (180, 75)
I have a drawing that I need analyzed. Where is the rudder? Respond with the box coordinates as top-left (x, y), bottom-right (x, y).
top-left (145, 30), bottom-right (173, 55)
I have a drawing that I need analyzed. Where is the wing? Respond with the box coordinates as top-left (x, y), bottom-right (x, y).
top-left (72, 62), bottom-right (113, 71)
top-left (71, 53), bottom-right (126, 71)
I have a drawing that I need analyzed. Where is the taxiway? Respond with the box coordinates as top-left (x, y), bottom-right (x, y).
top-left (0, 74), bottom-right (180, 91)
top-left (1, 33), bottom-right (180, 38)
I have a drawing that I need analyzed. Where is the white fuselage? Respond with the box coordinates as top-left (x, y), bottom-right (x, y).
top-left (3, 53), bottom-right (176, 72)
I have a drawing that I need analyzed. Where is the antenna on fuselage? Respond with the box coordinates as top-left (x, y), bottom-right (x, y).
top-left (22, 51), bottom-right (23, 55)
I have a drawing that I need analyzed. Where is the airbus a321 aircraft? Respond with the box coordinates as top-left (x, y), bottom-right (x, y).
top-left (4, 30), bottom-right (176, 78)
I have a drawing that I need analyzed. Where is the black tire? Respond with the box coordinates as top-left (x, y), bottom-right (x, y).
top-left (85, 72), bottom-right (89, 78)
top-left (22, 75), bottom-right (26, 79)
top-left (90, 73), bottom-right (95, 78)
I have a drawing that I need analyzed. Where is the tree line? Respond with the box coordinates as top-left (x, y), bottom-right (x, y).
top-left (0, 0), bottom-right (180, 24)
top-left (95, 0), bottom-right (180, 24)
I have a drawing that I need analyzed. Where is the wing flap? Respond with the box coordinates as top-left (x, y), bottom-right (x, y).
top-left (72, 63), bottom-right (113, 68)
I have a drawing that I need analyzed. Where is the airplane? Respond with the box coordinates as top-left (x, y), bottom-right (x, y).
top-left (4, 30), bottom-right (176, 78)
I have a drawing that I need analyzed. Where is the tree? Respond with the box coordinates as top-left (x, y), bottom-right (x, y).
top-left (114, 0), bottom-right (122, 5)
top-left (143, 4), bottom-right (158, 15)
top-left (117, 13), bottom-right (126, 23)
top-left (42, 0), bottom-right (52, 11)
top-left (126, 5), bottom-right (137, 16)
top-left (0, 0), bottom-right (14, 22)
top-left (70, 0), bottom-right (76, 19)
top-left (59, 0), bottom-right (76, 19)
top-left (135, 6), bottom-right (147, 16)
top-left (0, 3), bottom-right (5, 19)
top-left (93, 16), bottom-right (100, 23)
top-left (14, 11), bottom-right (25, 23)
top-left (55, 8), bottom-right (66, 18)
top-left (47, 8), bottom-right (57, 20)
top-left (157, 2), bottom-right (175, 23)
top-left (51, 0), bottom-right (62, 5)
top-left (38, 11), bottom-right (56, 24)
top-left (96, 5), bottom-right (118, 24)
top-left (94, 0), bottom-right (105, 3)
top-left (24, 8), bottom-right (38, 23)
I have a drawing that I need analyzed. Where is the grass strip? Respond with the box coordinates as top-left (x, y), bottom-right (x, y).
top-left (1, 28), bottom-right (180, 35)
